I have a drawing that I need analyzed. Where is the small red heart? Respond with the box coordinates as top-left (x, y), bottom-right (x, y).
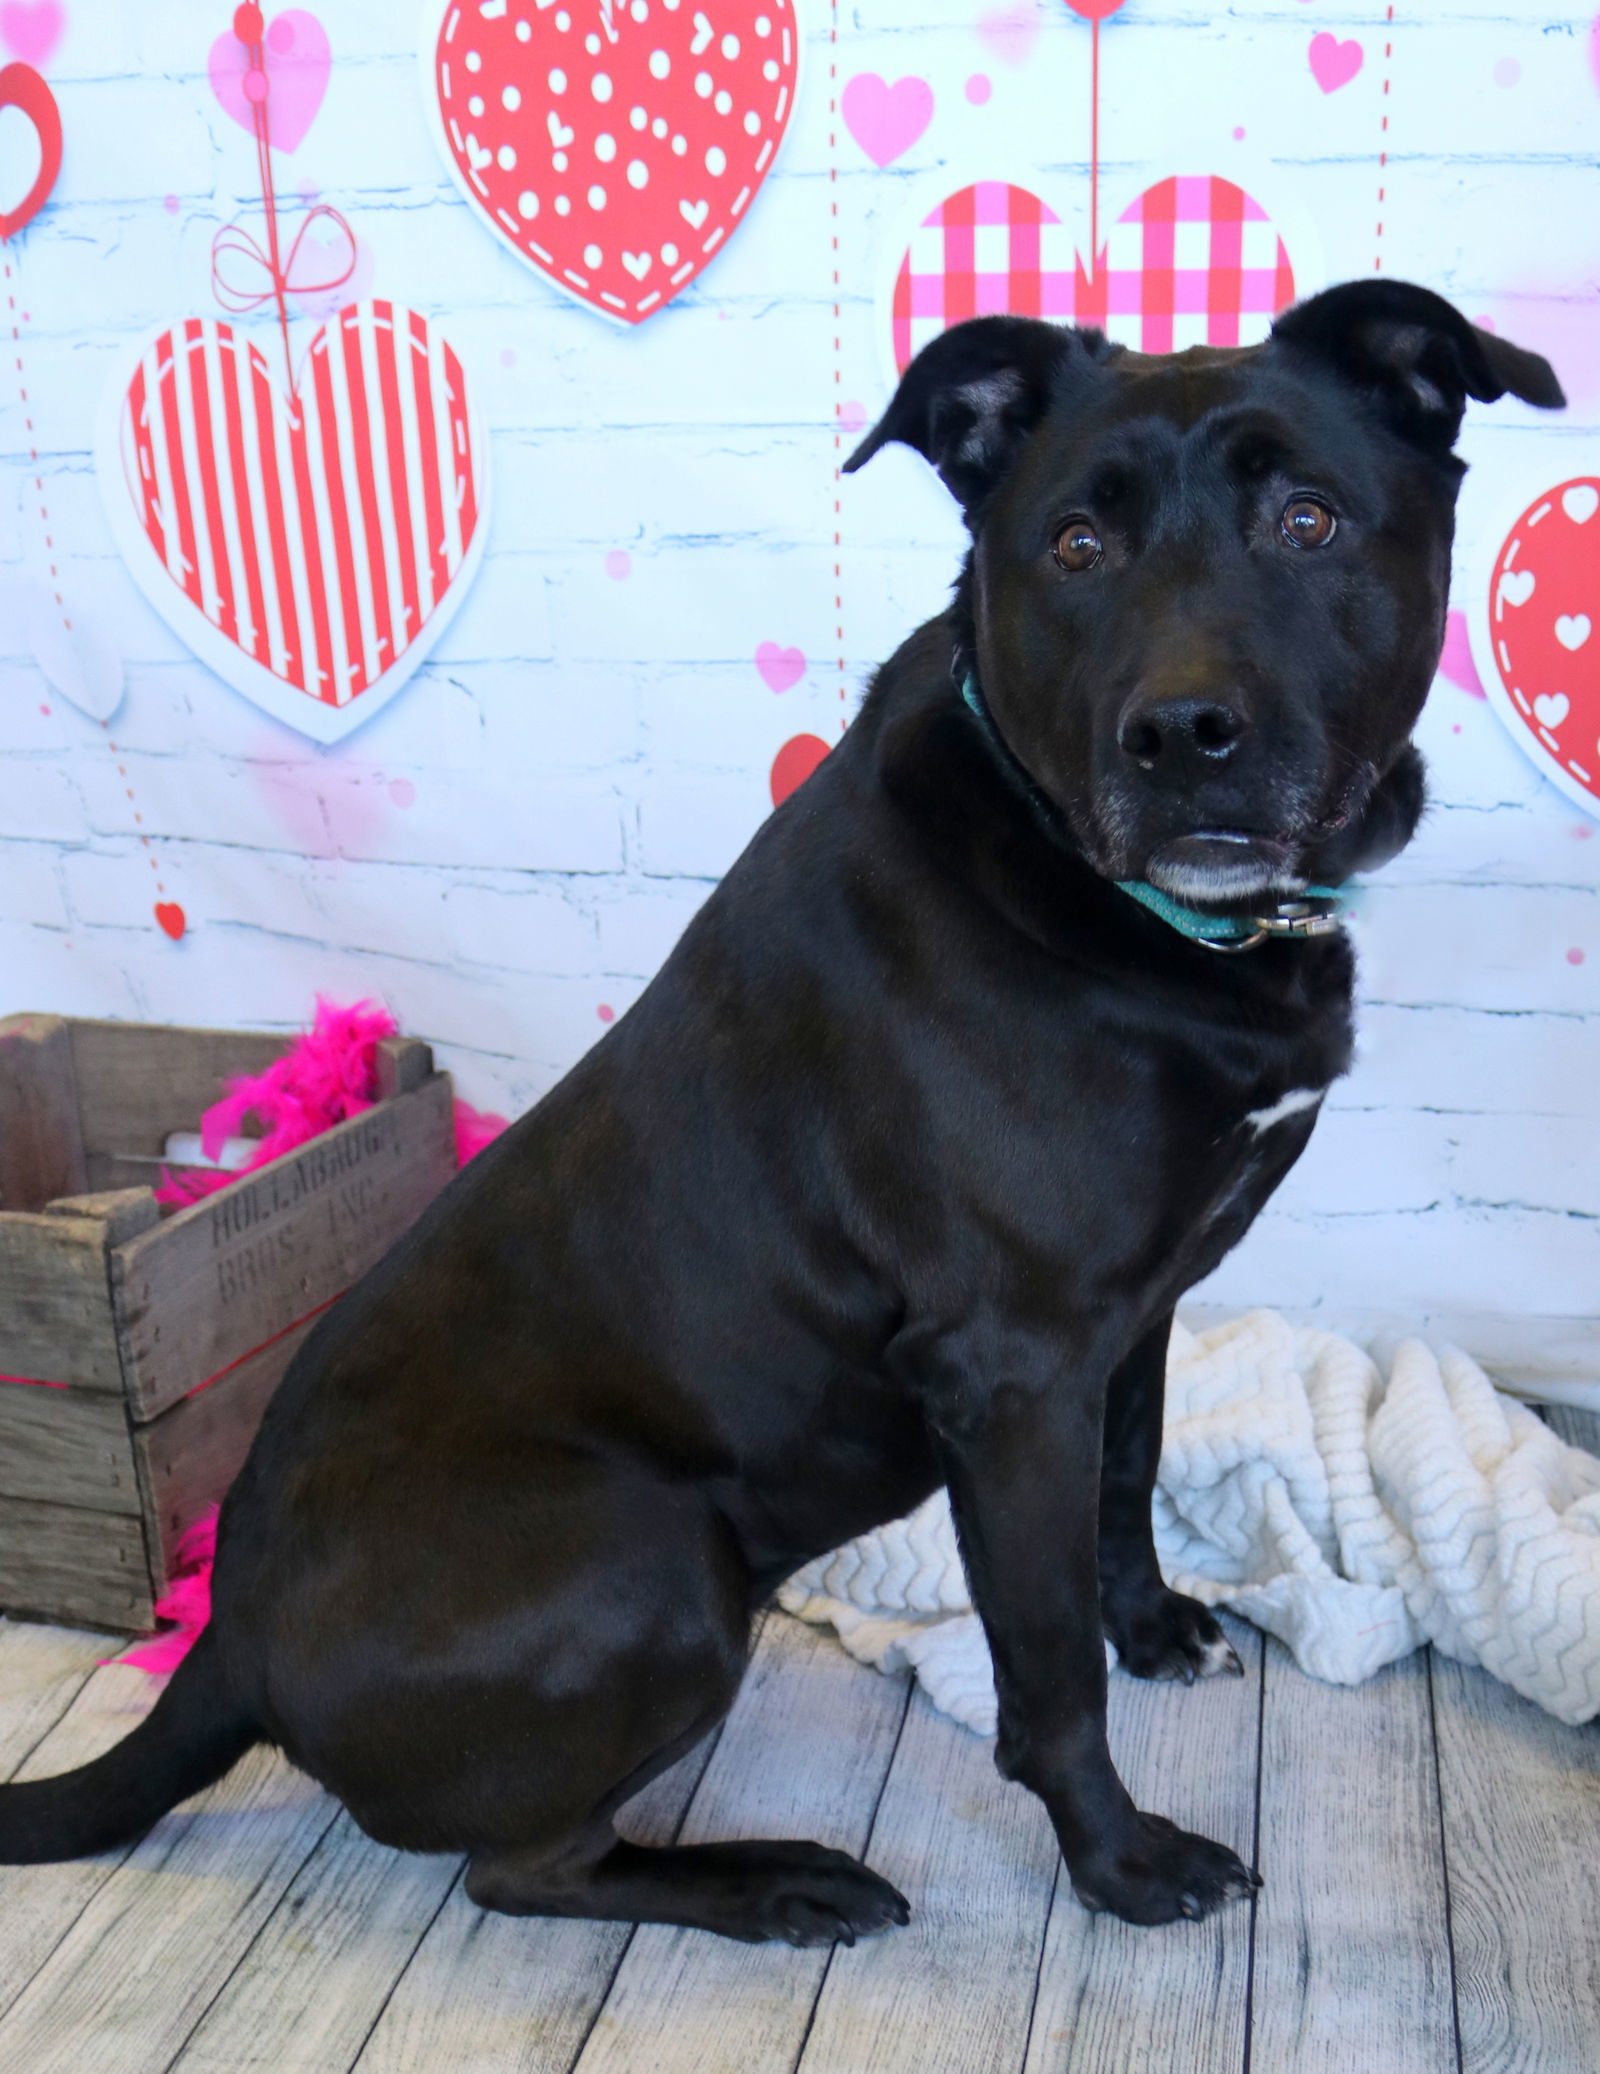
top-left (155, 901), bottom-right (188, 940)
top-left (770, 733), bottom-right (829, 808)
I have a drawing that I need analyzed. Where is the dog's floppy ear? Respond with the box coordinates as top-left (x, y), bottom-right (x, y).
top-left (1272, 280), bottom-right (1564, 451)
top-left (843, 316), bottom-right (1081, 519)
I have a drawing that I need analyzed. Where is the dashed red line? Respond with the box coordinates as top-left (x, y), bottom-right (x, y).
top-left (6, 253), bottom-right (173, 913)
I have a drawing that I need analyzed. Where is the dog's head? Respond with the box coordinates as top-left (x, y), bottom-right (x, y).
top-left (846, 281), bottom-right (1563, 905)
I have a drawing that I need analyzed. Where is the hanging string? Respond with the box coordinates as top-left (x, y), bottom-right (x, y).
top-left (207, 2), bottom-right (355, 403)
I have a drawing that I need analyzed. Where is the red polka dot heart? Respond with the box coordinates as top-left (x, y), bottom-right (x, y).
top-left (426, 0), bottom-right (798, 325)
top-left (1474, 477), bottom-right (1600, 820)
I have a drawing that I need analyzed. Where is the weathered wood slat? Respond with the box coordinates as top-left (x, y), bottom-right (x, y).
top-left (0, 1016), bottom-right (86, 1215)
top-left (132, 1311), bottom-right (320, 1600)
top-left (1024, 1618), bottom-right (1258, 2074)
top-left (1249, 1641), bottom-right (1454, 2074)
top-left (563, 1613), bottom-right (909, 2074)
top-left (0, 1616), bottom-right (109, 1778)
top-left (798, 1679), bottom-right (1058, 2074)
top-left (0, 1380), bottom-right (142, 1518)
top-left (0, 1494), bottom-right (152, 1632)
top-left (166, 1811), bottom-right (464, 2074)
top-left (67, 1020), bottom-right (290, 1178)
top-left (1542, 1401), bottom-right (1600, 1456)
top-left (0, 1739), bottom-right (336, 2074)
top-left (1432, 1651), bottom-right (1600, 2074)
top-left (192, 1717), bottom-right (721, 2074)
top-left (0, 1661), bottom-right (173, 2019)
top-left (0, 1212), bottom-right (123, 1393)
top-left (354, 1630), bottom-right (748, 2074)
top-left (374, 1038), bottom-right (435, 1100)
top-left (110, 1073), bottom-right (457, 1423)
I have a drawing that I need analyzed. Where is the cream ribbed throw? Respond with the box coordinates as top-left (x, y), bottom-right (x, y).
top-left (778, 1311), bottom-right (1600, 1732)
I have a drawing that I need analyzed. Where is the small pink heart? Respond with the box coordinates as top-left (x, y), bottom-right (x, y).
top-left (836, 399), bottom-right (867, 434)
top-left (842, 73), bottom-right (934, 169)
top-left (756, 642), bottom-right (806, 693)
top-left (977, 6), bottom-right (1040, 68)
top-left (1309, 32), bottom-right (1363, 94)
top-left (0, 0), bottom-right (62, 66)
top-left (1438, 609), bottom-right (1484, 698)
top-left (208, 9), bottom-right (331, 155)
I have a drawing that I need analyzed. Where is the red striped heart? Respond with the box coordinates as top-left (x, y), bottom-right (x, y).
top-left (99, 300), bottom-right (486, 741)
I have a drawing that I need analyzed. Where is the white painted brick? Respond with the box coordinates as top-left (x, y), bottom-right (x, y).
top-left (0, 663), bottom-right (69, 752)
top-left (62, 847), bottom-right (181, 931)
top-left (431, 554), bottom-right (555, 664)
top-left (1333, 1004), bottom-right (1600, 1121)
top-left (1445, 1115), bottom-right (1600, 1219)
top-left (0, 923), bottom-right (141, 1021)
top-left (636, 775), bottom-right (770, 879)
top-left (595, 881), bottom-right (714, 978)
top-left (305, 861), bottom-right (466, 968)
top-left (0, 844), bottom-right (70, 930)
top-left (1272, 1110), bottom-right (1453, 1221)
top-left (77, 753), bottom-right (337, 857)
top-left (319, 769), bottom-right (624, 873)
top-left (444, 883), bottom-right (599, 975)
top-left (0, 761), bottom-right (85, 842)
top-left (475, 664), bottom-right (639, 777)
top-left (1353, 885), bottom-right (1600, 1015)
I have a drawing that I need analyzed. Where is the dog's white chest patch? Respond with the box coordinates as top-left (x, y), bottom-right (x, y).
top-left (1243, 1086), bottom-right (1326, 1136)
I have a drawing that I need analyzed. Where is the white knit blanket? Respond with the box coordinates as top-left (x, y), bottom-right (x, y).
top-left (778, 1311), bottom-right (1600, 1731)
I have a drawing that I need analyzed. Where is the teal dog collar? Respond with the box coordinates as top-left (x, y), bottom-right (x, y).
top-left (958, 671), bottom-right (1351, 953)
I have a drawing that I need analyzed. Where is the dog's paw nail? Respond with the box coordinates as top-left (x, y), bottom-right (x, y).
top-left (1179, 1891), bottom-right (1203, 1920)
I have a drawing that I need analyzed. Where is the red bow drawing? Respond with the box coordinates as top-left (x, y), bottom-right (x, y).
top-left (209, 3), bottom-right (354, 401)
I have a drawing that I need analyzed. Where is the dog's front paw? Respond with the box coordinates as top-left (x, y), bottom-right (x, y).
top-left (1104, 1587), bottom-right (1243, 1685)
top-left (1070, 1813), bottom-right (1260, 1926)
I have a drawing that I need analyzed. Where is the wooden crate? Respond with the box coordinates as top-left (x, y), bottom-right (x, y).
top-left (0, 1014), bottom-right (458, 1632)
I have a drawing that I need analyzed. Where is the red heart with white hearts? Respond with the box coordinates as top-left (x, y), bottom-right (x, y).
top-left (1474, 475), bottom-right (1600, 819)
top-left (95, 300), bottom-right (487, 742)
top-left (425, 0), bottom-right (797, 326)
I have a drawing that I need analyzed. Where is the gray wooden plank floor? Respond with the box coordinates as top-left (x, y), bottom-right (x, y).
top-left (2, 1479), bottom-right (1597, 2072)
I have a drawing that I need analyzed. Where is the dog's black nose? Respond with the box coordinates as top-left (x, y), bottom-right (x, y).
top-left (1118, 697), bottom-right (1246, 775)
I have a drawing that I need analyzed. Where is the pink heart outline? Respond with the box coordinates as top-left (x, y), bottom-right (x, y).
top-left (0, 0), bottom-right (62, 67)
top-left (842, 73), bottom-right (934, 169)
top-left (208, 8), bottom-right (331, 156)
top-left (756, 641), bottom-right (806, 693)
top-left (1309, 32), bottom-right (1363, 95)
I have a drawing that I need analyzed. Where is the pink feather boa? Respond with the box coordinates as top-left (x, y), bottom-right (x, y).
top-left (119, 999), bottom-right (509, 1674)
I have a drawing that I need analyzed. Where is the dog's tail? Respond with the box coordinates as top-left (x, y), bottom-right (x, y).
top-left (0, 1624), bottom-right (257, 1862)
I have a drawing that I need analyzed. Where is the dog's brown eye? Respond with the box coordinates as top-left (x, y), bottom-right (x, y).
top-left (1282, 497), bottom-right (1336, 548)
top-left (1053, 518), bottom-right (1103, 572)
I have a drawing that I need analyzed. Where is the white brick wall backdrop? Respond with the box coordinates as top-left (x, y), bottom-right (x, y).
top-left (0, 1), bottom-right (1596, 1382)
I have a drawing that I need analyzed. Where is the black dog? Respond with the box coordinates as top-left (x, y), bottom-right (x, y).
top-left (0, 282), bottom-right (1561, 1941)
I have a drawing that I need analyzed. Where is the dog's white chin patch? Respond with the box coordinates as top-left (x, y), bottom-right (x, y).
top-left (1144, 855), bottom-right (1307, 902)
